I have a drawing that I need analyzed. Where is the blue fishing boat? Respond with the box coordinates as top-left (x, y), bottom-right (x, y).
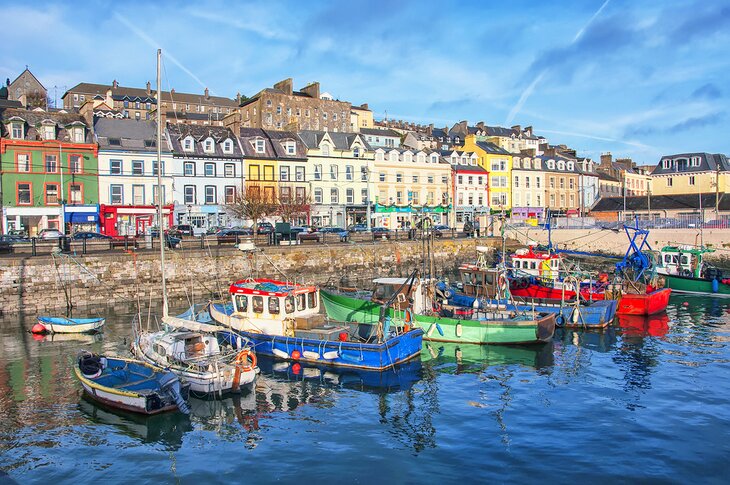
top-left (74, 352), bottom-right (190, 415)
top-left (207, 278), bottom-right (423, 371)
top-left (33, 316), bottom-right (105, 334)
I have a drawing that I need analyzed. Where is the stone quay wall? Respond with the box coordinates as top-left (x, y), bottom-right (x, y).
top-left (0, 239), bottom-right (492, 316)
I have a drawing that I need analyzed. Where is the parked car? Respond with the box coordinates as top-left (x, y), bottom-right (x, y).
top-left (171, 224), bottom-right (195, 237)
top-left (217, 228), bottom-right (253, 244)
top-left (348, 223), bottom-right (368, 232)
top-left (8, 229), bottom-right (28, 239)
top-left (73, 232), bottom-right (112, 240)
top-left (704, 219), bottom-right (730, 229)
top-left (165, 235), bottom-right (182, 248)
top-left (1, 234), bottom-right (30, 243)
top-left (207, 225), bottom-right (225, 235)
top-left (0, 239), bottom-right (12, 253)
top-left (295, 227), bottom-right (321, 242)
top-left (255, 222), bottom-right (275, 234)
top-left (38, 229), bottom-right (63, 239)
top-left (318, 226), bottom-right (349, 241)
top-left (371, 227), bottom-right (392, 239)
top-left (431, 224), bottom-right (451, 238)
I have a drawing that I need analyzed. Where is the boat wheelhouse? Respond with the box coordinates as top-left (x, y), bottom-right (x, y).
top-left (511, 245), bottom-right (562, 281)
top-left (656, 245), bottom-right (730, 296)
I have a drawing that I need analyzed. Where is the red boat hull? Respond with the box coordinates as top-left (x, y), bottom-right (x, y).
top-left (510, 284), bottom-right (604, 301)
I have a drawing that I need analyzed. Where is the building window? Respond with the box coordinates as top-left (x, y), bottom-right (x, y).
top-left (153, 185), bottom-right (165, 205)
top-left (526, 177), bottom-right (530, 188)
top-left (280, 166), bottom-right (290, 181)
top-left (69, 183), bottom-right (82, 204)
top-left (132, 185), bottom-right (145, 205)
top-left (689, 176), bottom-right (695, 186)
top-left (17, 183), bottom-right (31, 205)
top-left (346, 188), bottom-right (354, 204)
top-left (536, 178), bottom-right (541, 188)
top-left (295, 166), bottom-right (305, 181)
top-left (330, 188), bottom-right (339, 203)
top-left (184, 185), bottom-right (196, 204)
top-left (569, 179), bottom-right (574, 189)
top-left (205, 186), bottom-right (217, 204)
top-left (45, 183), bottom-right (59, 205)
top-left (379, 172), bottom-right (386, 182)
top-left (330, 165), bottom-right (338, 180)
top-left (360, 166), bottom-right (368, 182)
top-left (396, 173), bottom-right (403, 183)
top-left (110, 185), bottom-right (123, 204)
top-left (550, 177), bottom-right (555, 189)
top-left (314, 188), bottom-right (323, 203)
top-left (204, 163), bottom-right (216, 177)
top-left (353, 147), bottom-right (360, 158)
top-left (223, 140), bottom-right (233, 154)
top-left (667, 178), bottom-right (673, 187)
top-left (322, 144), bottom-right (330, 157)
top-left (69, 155), bottom-right (82, 174)
top-left (361, 188), bottom-right (368, 204)
top-left (396, 191), bottom-right (403, 204)
top-left (225, 186), bottom-right (236, 204)
top-left (313, 165), bottom-right (322, 181)
top-left (224, 164), bottom-right (235, 177)
top-left (45, 154), bottom-right (58, 173)
top-left (458, 175), bottom-right (463, 184)
top-left (11, 123), bottom-right (23, 139)
top-left (442, 175), bottom-right (449, 184)
top-left (184, 162), bottom-right (195, 176)
top-left (345, 165), bottom-right (354, 181)
top-left (427, 175), bottom-right (434, 183)
top-left (413, 175), bottom-right (419, 183)
top-left (43, 125), bottom-right (55, 140)
top-left (132, 160), bottom-right (144, 175)
top-left (204, 139), bottom-right (214, 153)
top-left (17, 153), bottom-right (30, 172)
top-left (514, 176), bottom-right (519, 188)
top-left (184, 138), bottom-right (194, 151)
top-left (280, 187), bottom-right (291, 203)
top-left (255, 139), bottom-right (265, 153)
top-left (559, 178), bottom-right (565, 189)
top-left (152, 160), bottom-right (165, 176)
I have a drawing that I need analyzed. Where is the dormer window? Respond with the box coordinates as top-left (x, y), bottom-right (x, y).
top-left (662, 158), bottom-right (672, 169)
top-left (567, 162), bottom-right (574, 171)
top-left (321, 143), bottom-right (330, 157)
top-left (183, 137), bottom-right (194, 152)
top-left (404, 153), bottom-right (412, 163)
top-left (204, 137), bottom-right (215, 153)
top-left (255, 139), bottom-right (265, 154)
top-left (431, 154), bottom-right (439, 163)
top-left (10, 122), bottom-right (24, 139)
top-left (451, 156), bottom-right (457, 164)
top-left (353, 146), bottom-right (360, 158)
top-left (73, 127), bottom-right (85, 143)
top-left (389, 151), bottom-right (398, 163)
top-left (547, 160), bottom-right (555, 170)
top-left (223, 139), bottom-right (233, 154)
top-left (558, 161), bottom-right (565, 170)
top-left (284, 141), bottom-right (296, 155)
top-left (514, 159), bottom-right (521, 169)
top-left (690, 156), bottom-right (701, 167)
top-left (43, 124), bottom-right (56, 140)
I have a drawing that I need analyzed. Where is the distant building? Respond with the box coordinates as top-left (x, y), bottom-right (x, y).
top-left (650, 152), bottom-right (729, 197)
top-left (443, 150), bottom-right (489, 228)
top-left (350, 103), bottom-right (373, 131)
top-left (234, 78), bottom-right (351, 132)
top-left (359, 127), bottom-right (401, 148)
top-left (7, 68), bottom-right (47, 109)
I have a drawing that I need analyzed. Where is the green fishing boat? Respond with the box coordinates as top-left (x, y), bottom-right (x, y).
top-left (321, 276), bottom-right (555, 345)
top-left (656, 245), bottom-right (730, 297)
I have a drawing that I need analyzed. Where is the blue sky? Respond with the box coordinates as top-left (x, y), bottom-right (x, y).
top-left (1, 0), bottom-right (729, 164)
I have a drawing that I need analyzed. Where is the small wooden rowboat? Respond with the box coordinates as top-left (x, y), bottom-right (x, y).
top-left (74, 352), bottom-right (190, 415)
top-left (33, 316), bottom-right (105, 334)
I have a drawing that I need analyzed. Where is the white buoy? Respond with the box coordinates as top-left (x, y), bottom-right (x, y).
top-left (322, 350), bottom-right (339, 360)
top-left (303, 350), bottom-right (320, 360)
top-left (272, 348), bottom-right (288, 359)
top-left (456, 323), bottom-right (463, 337)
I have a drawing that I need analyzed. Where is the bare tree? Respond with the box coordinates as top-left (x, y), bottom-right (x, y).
top-left (225, 183), bottom-right (276, 231)
top-left (276, 186), bottom-right (312, 225)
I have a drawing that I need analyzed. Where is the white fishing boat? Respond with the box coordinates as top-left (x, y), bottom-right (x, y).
top-left (33, 316), bottom-right (105, 334)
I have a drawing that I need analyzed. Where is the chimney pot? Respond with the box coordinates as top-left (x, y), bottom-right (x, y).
top-left (112, 79), bottom-right (118, 89)
top-left (204, 87), bottom-right (210, 99)
top-left (146, 81), bottom-right (151, 95)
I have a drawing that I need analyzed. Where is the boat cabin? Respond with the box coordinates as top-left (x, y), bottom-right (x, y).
top-left (659, 246), bottom-right (719, 280)
top-left (371, 277), bottom-right (426, 313)
top-left (511, 246), bottom-right (561, 280)
top-left (229, 279), bottom-right (320, 320)
top-left (152, 332), bottom-right (221, 363)
top-left (458, 264), bottom-right (502, 299)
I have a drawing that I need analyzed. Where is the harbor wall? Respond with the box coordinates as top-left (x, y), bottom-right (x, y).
top-left (0, 238), bottom-right (492, 316)
top-left (506, 228), bottom-right (730, 263)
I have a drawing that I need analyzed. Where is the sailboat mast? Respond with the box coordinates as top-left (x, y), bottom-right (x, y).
top-left (156, 48), bottom-right (169, 317)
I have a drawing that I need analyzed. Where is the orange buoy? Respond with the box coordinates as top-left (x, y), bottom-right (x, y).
top-left (682, 302), bottom-right (689, 307)
top-left (291, 349), bottom-right (301, 360)
top-left (292, 363), bottom-right (302, 375)
top-left (31, 323), bottom-right (47, 334)
top-left (338, 332), bottom-right (348, 342)
top-left (234, 349), bottom-right (257, 372)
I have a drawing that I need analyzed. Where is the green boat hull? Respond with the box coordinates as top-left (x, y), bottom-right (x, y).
top-left (321, 290), bottom-right (554, 345)
top-left (663, 274), bottom-right (730, 297)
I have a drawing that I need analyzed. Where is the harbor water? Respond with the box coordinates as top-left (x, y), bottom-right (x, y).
top-left (1, 296), bottom-right (729, 483)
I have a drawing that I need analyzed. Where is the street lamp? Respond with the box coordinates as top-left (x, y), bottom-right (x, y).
top-left (187, 204), bottom-right (192, 226)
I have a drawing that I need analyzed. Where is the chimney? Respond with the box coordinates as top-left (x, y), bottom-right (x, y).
top-left (360, 103), bottom-right (369, 110)
top-left (476, 121), bottom-right (485, 130)
top-left (170, 88), bottom-right (175, 95)
top-left (5, 78), bottom-right (9, 87)
top-left (301, 81), bottom-right (320, 99)
top-left (204, 87), bottom-right (210, 99)
top-left (600, 152), bottom-right (613, 167)
top-left (112, 79), bottom-right (118, 89)
top-left (146, 81), bottom-right (151, 95)
top-left (511, 125), bottom-right (521, 133)
top-left (236, 92), bottom-right (241, 104)
top-left (524, 125), bottom-right (532, 136)
top-left (273, 78), bottom-right (294, 95)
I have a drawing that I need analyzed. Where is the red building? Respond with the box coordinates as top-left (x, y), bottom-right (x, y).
top-left (100, 204), bottom-right (174, 237)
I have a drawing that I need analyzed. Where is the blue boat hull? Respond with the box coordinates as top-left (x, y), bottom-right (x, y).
top-left (218, 329), bottom-right (424, 371)
top-left (441, 286), bottom-right (617, 328)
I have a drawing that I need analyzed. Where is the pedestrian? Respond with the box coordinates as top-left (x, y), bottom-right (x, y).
top-left (474, 219), bottom-right (481, 238)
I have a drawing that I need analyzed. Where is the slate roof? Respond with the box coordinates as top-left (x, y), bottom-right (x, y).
top-left (597, 171), bottom-right (621, 182)
top-left (238, 128), bottom-right (307, 160)
top-left (94, 118), bottom-right (171, 152)
top-left (453, 164), bottom-right (488, 173)
top-left (591, 193), bottom-right (730, 212)
top-left (475, 141), bottom-right (511, 155)
top-left (359, 127), bottom-right (401, 138)
top-left (651, 152), bottom-right (730, 175)
top-left (166, 123), bottom-right (242, 158)
top-left (0, 107), bottom-right (93, 143)
top-left (64, 83), bottom-right (237, 107)
top-left (0, 99), bottom-right (23, 108)
top-left (298, 130), bottom-right (372, 152)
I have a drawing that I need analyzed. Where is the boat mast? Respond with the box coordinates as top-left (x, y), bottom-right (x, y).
top-left (156, 48), bottom-right (169, 317)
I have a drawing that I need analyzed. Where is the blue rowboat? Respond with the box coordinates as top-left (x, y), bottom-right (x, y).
top-left (74, 352), bottom-right (190, 415)
top-left (34, 316), bottom-right (105, 334)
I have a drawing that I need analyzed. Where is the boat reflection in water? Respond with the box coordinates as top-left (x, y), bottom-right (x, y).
top-left (77, 396), bottom-right (193, 451)
top-left (30, 332), bottom-right (103, 344)
top-left (617, 312), bottom-right (670, 338)
top-left (420, 341), bottom-right (555, 374)
top-left (553, 327), bottom-right (619, 353)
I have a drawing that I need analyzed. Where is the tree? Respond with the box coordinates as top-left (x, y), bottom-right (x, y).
top-left (276, 186), bottom-right (312, 225)
top-left (225, 183), bottom-right (276, 231)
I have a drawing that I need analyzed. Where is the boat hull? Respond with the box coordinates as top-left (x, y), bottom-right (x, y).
top-left (616, 288), bottom-right (672, 315)
top-left (36, 317), bottom-right (105, 334)
top-left (662, 274), bottom-right (730, 297)
top-left (321, 290), bottom-right (554, 345)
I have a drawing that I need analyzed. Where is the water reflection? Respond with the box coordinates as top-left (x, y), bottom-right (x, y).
top-left (421, 341), bottom-right (555, 374)
top-left (617, 313), bottom-right (670, 338)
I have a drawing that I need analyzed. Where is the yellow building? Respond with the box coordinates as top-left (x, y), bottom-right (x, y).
top-left (350, 104), bottom-right (374, 131)
top-left (458, 134), bottom-right (513, 210)
top-left (650, 152), bottom-right (729, 196)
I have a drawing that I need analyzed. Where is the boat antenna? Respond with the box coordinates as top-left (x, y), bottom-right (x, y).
top-left (156, 48), bottom-right (169, 317)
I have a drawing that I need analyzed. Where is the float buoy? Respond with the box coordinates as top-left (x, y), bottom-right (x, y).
top-left (234, 349), bottom-right (257, 372)
top-left (291, 349), bottom-right (301, 360)
top-left (302, 350), bottom-right (319, 360)
top-left (291, 363), bottom-right (302, 375)
top-left (323, 350), bottom-right (339, 360)
top-left (682, 302), bottom-right (689, 307)
top-left (338, 332), bottom-right (348, 342)
top-left (31, 323), bottom-right (47, 334)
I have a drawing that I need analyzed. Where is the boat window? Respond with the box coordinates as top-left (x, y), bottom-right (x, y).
top-left (462, 272), bottom-right (471, 284)
top-left (252, 296), bottom-right (264, 313)
top-left (373, 284), bottom-right (396, 300)
top-left (552, 260), bottom-right (559, 268)
top-left (681, 255), bottom-right (690, 266)
top-left (268, 297), bottom-right (280, 314)
top-left (235, 294), bottom-right (248, 312)
top-left (284, 296), bottom-right (295, 313)
top-left (307, 291), bottom-right (317, 309)
top-left (663, 254), bottom-right (672, 265)
top-left (153, 344), bottom-right (166, 356)
top-left (473, 273), bottom-right (483, 285)
top-left (530, 261), bottom-right (537, 270)
top-left (514, 261), bottom-right (521, 269)
top-left (484, 273), bottom-right (494, 285)
top-left (296, 294), bottom-right (306, 311)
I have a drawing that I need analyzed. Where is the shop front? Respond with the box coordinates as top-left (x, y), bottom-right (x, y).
top-left (311, 205), bottom-right (346, 228)
top-left (100, 205), bottom-right (174, 237)
top-left (374, 204), bottom-right (451, 229)
top-left (65, 205), bottom-right (100, 233)
top-left (2, 206), bottom-right (62, 236)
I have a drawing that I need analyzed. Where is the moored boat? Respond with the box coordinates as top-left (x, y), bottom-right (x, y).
top-left (656, 245), bottom-right (730, 296)
top-left (207, 278), bottom-right (423, 371)
top-left (74, 352), bottom-right (190, 415)
top-left (33, 316), bottom-right (105, 334)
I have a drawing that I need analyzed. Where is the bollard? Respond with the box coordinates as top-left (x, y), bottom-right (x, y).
top-left (124, 235), bottom-right (129, 251)
top-left (82, 238), bottom-right (87, 255)
top-left (200, 234), bottom-right (205, 249)
top-left (31, 237), bottom-right (37, 256)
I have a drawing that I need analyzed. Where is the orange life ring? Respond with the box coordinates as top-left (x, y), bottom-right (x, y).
top-left (234, 349), bottom-right (257, 372)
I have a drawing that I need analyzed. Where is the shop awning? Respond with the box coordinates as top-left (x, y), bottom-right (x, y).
top-left (67, 211), bottom-right (99, 224)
